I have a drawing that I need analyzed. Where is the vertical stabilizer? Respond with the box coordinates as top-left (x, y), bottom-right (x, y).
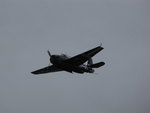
top-left (87, 58), bottom-right (93, 65)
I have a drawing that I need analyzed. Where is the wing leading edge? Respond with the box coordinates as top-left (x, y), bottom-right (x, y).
top-left (65, 46), bottom-right (103, 66)
top-left (31, 65), bottom-right (62, 75)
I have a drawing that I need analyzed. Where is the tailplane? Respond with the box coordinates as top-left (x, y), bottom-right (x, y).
top-left (90, 62), bottom-right (105, 68)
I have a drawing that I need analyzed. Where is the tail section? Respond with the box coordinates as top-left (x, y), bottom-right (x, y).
top-left (90, 62), bottom-right (105, 68)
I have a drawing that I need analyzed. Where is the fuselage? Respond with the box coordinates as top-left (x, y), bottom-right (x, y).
top-left (50, 54), bottom-right (94, 73)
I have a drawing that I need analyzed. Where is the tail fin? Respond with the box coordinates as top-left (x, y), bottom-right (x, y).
top-left (90, 62), bottom-right (105, 68)
top-left (87, 58), bottom-right (93, 65)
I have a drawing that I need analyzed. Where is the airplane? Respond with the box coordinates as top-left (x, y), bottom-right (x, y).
top-left (31, 44), bottom-right (105, 74)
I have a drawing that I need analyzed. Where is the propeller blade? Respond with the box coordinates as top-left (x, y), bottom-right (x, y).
top-left (47, 50), bottom-right (51, 57)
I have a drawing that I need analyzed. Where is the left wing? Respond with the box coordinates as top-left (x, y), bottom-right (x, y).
top-left (31, 65), bottom-right (62, 75)
top-left (64, 46), bottom-right (103, 66)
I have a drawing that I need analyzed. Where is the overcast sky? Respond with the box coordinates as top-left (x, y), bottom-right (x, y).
top-left (0, 0), bottom-right (150, 113)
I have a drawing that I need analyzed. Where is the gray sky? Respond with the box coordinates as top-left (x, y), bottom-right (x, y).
top-left (0, 0), bottom-right (150, 113)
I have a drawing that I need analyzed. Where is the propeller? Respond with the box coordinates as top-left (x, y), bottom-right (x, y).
top-left (47, 50), bottom-right (51, 57)
top-left (47, 50), bottom-right (51, 65)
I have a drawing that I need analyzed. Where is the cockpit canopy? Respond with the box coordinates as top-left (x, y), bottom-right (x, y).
top-left (60, 54), bottom-right (70, 58)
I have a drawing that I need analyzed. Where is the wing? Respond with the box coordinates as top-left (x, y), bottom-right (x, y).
top-left (31, 65), bottom-right (62, 75)
top-left (65, 46), bottom-right (103, 66)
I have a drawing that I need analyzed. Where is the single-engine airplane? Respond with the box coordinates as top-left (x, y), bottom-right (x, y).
top-left (31, 44), bottom-right (105, 74)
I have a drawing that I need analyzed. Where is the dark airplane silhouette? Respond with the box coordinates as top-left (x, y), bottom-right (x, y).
top-left (31, 45), bottom-right (105, 74)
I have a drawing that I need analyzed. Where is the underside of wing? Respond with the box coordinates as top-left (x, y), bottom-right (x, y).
top-left (65, 46), bottom-right (103, 66)
top-left (31, 65), bottom-right (62, 75)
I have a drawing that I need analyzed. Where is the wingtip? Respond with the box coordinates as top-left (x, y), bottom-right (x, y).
top-left (98, 45), bottom-right (104, 50)
top-left (31, 71), bottom-right (36, 75)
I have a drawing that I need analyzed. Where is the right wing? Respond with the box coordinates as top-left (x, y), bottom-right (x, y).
top-left (31, 65), bottom-right (62, 75)
top-left (64, 46), bottom-right (103, 66)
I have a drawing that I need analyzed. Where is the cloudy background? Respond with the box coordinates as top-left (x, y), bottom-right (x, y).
top-left (0, 0), bottom-right (150, 113)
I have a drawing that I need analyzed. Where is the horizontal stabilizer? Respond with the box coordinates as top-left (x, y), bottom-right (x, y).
top-left (90, 62), bottom-right (105, 68)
